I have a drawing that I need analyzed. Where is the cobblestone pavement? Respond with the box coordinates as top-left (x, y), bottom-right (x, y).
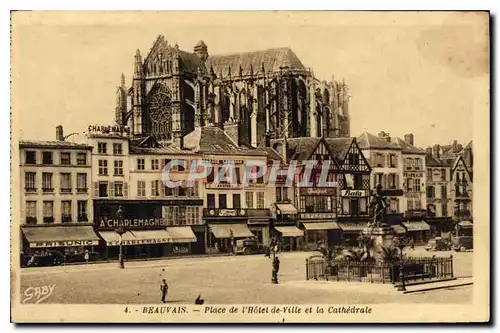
top-left (19, 248), bottom-right (473, 304)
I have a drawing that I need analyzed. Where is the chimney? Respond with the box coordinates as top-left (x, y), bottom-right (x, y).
top-left (378, 131), bottom-right (387, 139)
top-left (452, 140), bottom-right (458, 151)
top-left (56, 125), bottom-right (64, 141)
top-left (432, 144), bottom-right (440, 158)
top-left (404, 133), bottom-right (414, 146)
top-left (426, 147), bottom-right (433, 156)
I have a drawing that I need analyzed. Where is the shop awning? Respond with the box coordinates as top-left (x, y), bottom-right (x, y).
top-left (165, 226), bottom-right (197, 243)
top-left (99, 230), bottom-right (171, 246)
top-left (302, 222), bottom-right (340, 231)
top-left (458, 221), bottom-right (474, 228)
top-left (391, 224), bottom-right (406, 234)
top-left (22, 226), bottom-right (100, 248)
top-left (276, 203), bottom-right (298, 215)
top-left (209, 223), bottom-right (254, 239)
top-left (402, 221), bottom-right (431, 232)
top-left (274, 226), bottom-right (304, 237)
top-left (337, 223), bottom-right (368, 232)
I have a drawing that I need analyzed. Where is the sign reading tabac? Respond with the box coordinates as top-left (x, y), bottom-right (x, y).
top-left (300, 187), bottom-right (337, 196)
top-left (341, 190), bottom-right (368, 197)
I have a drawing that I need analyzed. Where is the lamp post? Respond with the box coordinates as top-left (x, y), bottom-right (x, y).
top-left (395, 236), bottom-right (411, 292)
top-left (115, 206), bottom-right (125, 269)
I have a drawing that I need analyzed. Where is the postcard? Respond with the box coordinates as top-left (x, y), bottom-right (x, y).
top-left (10, 10), bottom-right (490, 323)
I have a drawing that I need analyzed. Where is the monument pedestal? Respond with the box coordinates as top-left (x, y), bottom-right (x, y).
top-left (363, 225), bottom-right (395, 261)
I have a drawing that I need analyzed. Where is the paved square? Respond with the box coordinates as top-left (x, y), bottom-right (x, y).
top-left (20, 249), bottom-right (472, 304)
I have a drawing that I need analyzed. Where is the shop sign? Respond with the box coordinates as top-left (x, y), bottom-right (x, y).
top-left (172, 244), bottom-right (189, 254)
top-left (300, 187), bottom-right (336, 196)
top-left (341, 190), bottom-right (367, 197)
top-left (88, 124), bottom-right (130, 135)
top-left (98, 218), bottom-right (167, 230)
top-left (30, 240), bottom-right (98, 248)
top-left (299, 212), bottom-right (337, 220)
top-left (218, 209), bottom-right (238, 217)
top-left (106, 238), bottom-right (170, 246)
top-left (404, 172), bottom-right (424, 178)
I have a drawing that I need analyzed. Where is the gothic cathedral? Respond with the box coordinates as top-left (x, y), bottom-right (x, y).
top-left (115, 35), bottom-right (351, 148)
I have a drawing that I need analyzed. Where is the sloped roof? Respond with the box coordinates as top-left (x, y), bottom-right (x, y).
top-left (425, 154), bottom-right (453, 167)
top-left (207, 47), bottom-right (306, 78)
top-left (285, 137), bottom-right (322, 162)
top-left (129, 145), bottom-right (197, 155)
top-left (262, 147), bottom-right (283, 162)
top-left (324, 137), bottom-right (354, 161)
top-left (182, 126), bottom-right (266, 156)
top-left (356, 132), bottom-right (401, 150)
top-left (178, 50), bottom-right (203, 73)
top-left (19, 140), bottom-right (92, 150)
top-left (393, 137), bottom-right (426, 155)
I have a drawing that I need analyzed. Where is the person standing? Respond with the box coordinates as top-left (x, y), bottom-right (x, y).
top-left (160, 279), bottom-right (169, 304)
top-left (84, 250), bottom-right (90, 264)
top-left (272, 256), bottom-right (280, 284)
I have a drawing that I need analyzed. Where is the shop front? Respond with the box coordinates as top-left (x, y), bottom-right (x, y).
top-left (402, 221), bottom-right (431, 244)
top-left (337, 222), bottom-right (368, 246)
top-left (424, 217), bottom-right (454, 237)
top-left (204, 208), bottom-right (253, 253)
top-left (300, 218), bottom-right (341, 250)
top-left (94, 200), bottom-right (203, 258)
top-left (456, 220), bottom-right (473, 237)
top-left (21, 224), bottom-right (100, 264)
top-left (273, 225), bottom-right (304, 251)
top-left (247, 208), bottom-right (272, 246)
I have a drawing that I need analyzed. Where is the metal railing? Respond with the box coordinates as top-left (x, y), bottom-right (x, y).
top-left (306, 255), bottom-right (454, 284)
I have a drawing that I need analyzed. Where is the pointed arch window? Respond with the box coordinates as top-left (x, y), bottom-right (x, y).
top-left (148, 83), bottom-right (173, 138)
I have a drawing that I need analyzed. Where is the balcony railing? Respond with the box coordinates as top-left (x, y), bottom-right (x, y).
top-left (77, 188), bottom-right (88, 194)
top-left (61, 214), bottom-right (73, 223)
top-left (42, 188), bottom-right (54, 193)
top-left (43, 216), bottom-right (54, 223)
top-left (25, 187), bottom-right (37, 193)
top-left (25, 217), bottom-right (37, 224)
top-left (60, 188), bottom-right (73, 194)
top-left (78, 214), bottom-right (89, 222)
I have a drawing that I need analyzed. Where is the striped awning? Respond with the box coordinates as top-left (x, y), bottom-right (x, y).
top-left (402, 221), bottom-right (431, 232)
top-left (275, 203), bottom-right (298, 215)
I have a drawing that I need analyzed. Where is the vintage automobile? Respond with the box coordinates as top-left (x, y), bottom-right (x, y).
top-left (25, 250), bottom-right (65, 267)
top-left (451, 236), bottom-right (473, 252)
top-left (425, 237), bottom-right (451, 251)
top-left (235, 238), bottom-right (263, 255)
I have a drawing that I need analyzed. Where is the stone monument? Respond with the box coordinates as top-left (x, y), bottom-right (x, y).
top-left (364, 184), bottom-right (396, 260)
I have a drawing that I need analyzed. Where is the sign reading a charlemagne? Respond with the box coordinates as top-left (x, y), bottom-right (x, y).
top-left (98, 218), bottom-right (168, 230)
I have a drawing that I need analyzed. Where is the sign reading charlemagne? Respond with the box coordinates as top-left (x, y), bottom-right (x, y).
top-left (98, 218), bottom-right (168, 230)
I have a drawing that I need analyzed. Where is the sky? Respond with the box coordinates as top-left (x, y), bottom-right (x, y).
top-left (12, 11), bottom-right (489, 148)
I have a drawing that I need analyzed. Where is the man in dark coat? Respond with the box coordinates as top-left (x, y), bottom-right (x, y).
top-left (272, 256), bottom-right (280, 284)
top-left (160, 279), bottom-right (169, 304)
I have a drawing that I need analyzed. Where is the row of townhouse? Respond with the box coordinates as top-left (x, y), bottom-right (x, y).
top-left (18, 125), bottom-right (473, 260)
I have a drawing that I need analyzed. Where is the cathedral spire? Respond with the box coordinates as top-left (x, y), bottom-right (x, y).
top-left (120, 73), bottom-right (125, 87)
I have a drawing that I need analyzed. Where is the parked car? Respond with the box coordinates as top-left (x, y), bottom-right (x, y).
top-left (425, 237), bottom-right (451, 251)
top-left (451, 236), bottom-right (473, 252)
top-left (26, 250), bottom-right (64, 267)
top-left (235, 238), bottom-right (263, 255)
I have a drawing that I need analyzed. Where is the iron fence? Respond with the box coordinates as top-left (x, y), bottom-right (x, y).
top-left (305, 255), bottom-right (454, 284)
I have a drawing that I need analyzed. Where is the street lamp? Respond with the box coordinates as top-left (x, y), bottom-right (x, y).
top-left (115, 206), bottom-right (125, 269)
top-left (395, 236), bottom-right (411, 292)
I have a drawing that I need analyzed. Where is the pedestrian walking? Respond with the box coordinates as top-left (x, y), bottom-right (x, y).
top-left (160, 279), bottom-right (169, 304)
top-left (84, 250), bottom-right (90, 264)
top-left (272, 256), bottom-right (280, 284)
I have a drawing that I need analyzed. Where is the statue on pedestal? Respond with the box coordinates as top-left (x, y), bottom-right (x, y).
top-left (368, 183), bottom-right (388, 228)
